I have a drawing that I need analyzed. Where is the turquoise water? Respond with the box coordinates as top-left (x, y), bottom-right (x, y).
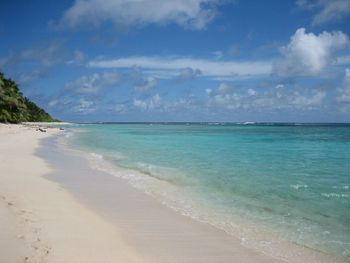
top-left (66, 123), bottom-right (350, 261)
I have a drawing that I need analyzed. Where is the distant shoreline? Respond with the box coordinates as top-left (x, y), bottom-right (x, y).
top-left (45, 121), bottom-right (350, 126)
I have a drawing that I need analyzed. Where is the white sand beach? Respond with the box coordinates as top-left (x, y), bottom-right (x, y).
top-left (0, 124), bottom-right (342, 263)
top-left (0, 124), bottom-right (142, 263)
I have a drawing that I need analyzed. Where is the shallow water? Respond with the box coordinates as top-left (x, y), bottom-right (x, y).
top-left (66, 123), bottom-right (350, 261)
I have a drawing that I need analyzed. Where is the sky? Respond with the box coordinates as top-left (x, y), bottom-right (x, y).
top-left (1, 0), bottom-right (350, 122)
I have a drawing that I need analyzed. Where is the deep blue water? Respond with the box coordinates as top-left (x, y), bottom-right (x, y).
top-left (66, 123), bottom-right (350, 260)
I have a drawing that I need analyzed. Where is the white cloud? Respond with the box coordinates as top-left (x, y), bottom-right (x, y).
top-left (133, 94), bottom-right (162, 110)
top-left (72, 98), bottom-right (96, 114)
top-left (212, 50), bottom-right (223, 59)
top-left (275, 28), bottom-right (349, 77)
top-left (255, 87), bottom-right (326, 110)
top-left (297, 0), bottom-right (350, 25)
top-left (133, 99), bottom-right (147, 109)
top-left (171, 94), bottom-right (200, 111)
top-left (205, 88), bottom-right (212, 96)
top-left (289, 90), bottom-right (326, 109)
top-left (206, 82), bottom-right (326, 111)
top-left (247, 88), bottom-right (256, 96)
top-left (206, 82), bottom-right (241, 109)
top-left (134, 76), bottom-right (158, 92)
top-left (275, 84), bottom-right (285, 89)
top-left (333, 55), bottom-right (350, 65)
top-left (66, 50), bottom-right (86, 65)
top-left (177, 67), bottom-right (202, 81)
top-left (88, 56), bottom-right (272, 79)
top-left (113, 104), bottom-right (128, 113)
top-left (217, 82), bottom-right (234, 93)
top-left (65, 72), bottom-right (120, 94)
top-left (129, 68), bottom-right (158, 91)
top-left (337, 68), bottom-right (350, 103)
top-left (60, 0), bottom-right (227, 30)
top-left (48, 100), bottom-right (58, 107)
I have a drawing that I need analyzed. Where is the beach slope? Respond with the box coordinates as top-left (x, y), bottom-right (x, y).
top-left (0, 124), bottom-right (142, 263)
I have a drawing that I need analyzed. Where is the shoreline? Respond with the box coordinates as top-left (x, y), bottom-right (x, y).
top-left (45, 127), bottom-right (346, 263)
top-left (0, 123), bottom-right (346, 262)
top-left (41, 131), bottom-right (287, 263)
top-left (57, 126), bottom-right (348, 263)
top-left (0, 124), bottom-right (143, 263)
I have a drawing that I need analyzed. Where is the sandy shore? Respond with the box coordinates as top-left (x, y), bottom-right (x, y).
top-left (0, 124), bottom-right (339, 263)
top-left (0, 124), bottom-right (142, 263)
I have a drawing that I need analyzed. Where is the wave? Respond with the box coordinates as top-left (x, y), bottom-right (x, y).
top-left (75, 149), bottom-right (346, 263)
top-left (290, 184), bottom-right (309, 190)
top-left (59, 125), bottom-right (350, 263)
top-left (321, 193), bottom-right (349, 198)
top-left (332, 185), bottom-right (349, 190)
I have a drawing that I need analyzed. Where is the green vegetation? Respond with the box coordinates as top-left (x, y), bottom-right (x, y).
top-left (0, 72), bottom-right (58, 123)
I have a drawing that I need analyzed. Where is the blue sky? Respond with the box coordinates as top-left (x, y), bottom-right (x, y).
top-left (1, 0), bottom-right (350, 122)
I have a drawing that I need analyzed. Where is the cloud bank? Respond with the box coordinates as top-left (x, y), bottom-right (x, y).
top-left (337, 68), bottom-right (350, 103)
top-left (206, 82), bottom-right (326, 111)
top-left (60, 0), bottom-right (227, 30)
top-left (133, 94), bottom-right (162, 110)
top-left (88, 56), bottom-right (272, 79)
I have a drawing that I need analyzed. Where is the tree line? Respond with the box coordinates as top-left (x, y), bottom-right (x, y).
top-left (0, 72), bottom-right (58, 123)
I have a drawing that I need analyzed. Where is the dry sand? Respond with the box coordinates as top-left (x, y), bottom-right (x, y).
top-left (0, 124), bottom-right (142, 263)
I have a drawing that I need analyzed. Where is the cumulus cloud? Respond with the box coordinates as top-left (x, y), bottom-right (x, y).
top-left (134, 76), bottom-right (158, 92)
top-left (129, 68), bottom-right (158, 91)
top-left (297, 0), bottom-right (350, 25)
top-left (337, 68), bottom-right (350, 103)
top-left (206, 82), bottom-right (326, 111)
top-left (171, 94), bottom-right (200, 112)
top-left (206, 83), bottom-right (241, 109)
top-left (88, 56), bottom-right (272, 79)
top-left (288, 90), bottom-right (326, 109)
top-left (274, 28), bottom-right (349, 77)
top-left (113, 104), bottom-right (128, 113)
top-left (176, 67), bottom-right (202, 82)
top-left (65, 72), bottom-right (120, 94)
top-left (47, 94), bottom-right (100, 115)
top-left (133, 94), bottom-right (161, 110)
top-left (72, 98), bottom-right (96, 114)
top-left (257, 88), bottom-right (326, 110)
top-left (247, 88), bottom-right (256, 96)
top-left (59, 0), bottom-right (227, 30)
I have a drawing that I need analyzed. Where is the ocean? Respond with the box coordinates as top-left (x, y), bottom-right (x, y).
top-left (63, 123), bottom-right (350, 261)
